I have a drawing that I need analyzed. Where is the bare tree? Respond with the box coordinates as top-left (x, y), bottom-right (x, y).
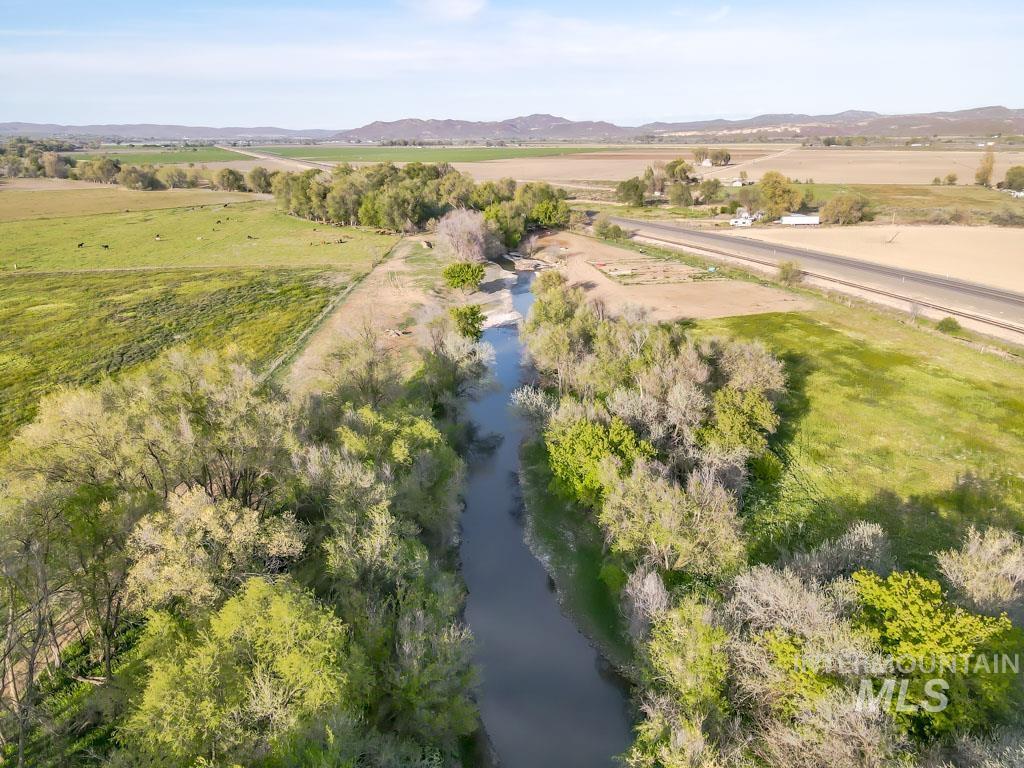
top-left (436, 209), bottom-right (490, 263)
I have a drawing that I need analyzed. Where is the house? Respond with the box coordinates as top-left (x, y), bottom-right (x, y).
top-left (780, 213), bottom-right (820, 226)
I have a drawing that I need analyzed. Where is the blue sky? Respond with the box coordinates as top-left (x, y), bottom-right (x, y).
top-left (1, 0), bottom-right (1021, 128)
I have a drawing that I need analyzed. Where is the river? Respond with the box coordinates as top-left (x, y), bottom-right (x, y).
top-left (460, 271), bottom-right (633, 767)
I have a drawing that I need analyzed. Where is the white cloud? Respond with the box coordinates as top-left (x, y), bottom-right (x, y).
top-left (406, 0), bottom-right (487, 21)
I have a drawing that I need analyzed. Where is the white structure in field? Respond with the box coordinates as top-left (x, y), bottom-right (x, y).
top-left (780, 213), bottom-right (820, 226)
top-left (1010, 190), bottom-right (1024, 199)
top-left (729, 217), bottom-right (753, 227)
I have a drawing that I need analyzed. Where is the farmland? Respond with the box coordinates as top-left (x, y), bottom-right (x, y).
top-left (0, 268), bottom-right (336, 438)
top-left (0, 200), bottom-right (397, 271)
top-left (69, 146), bottom-right (245, 164)
top-left (255, 144), bottom-right (611, 163)
top-left (0, 181), bottom-right (255, 221)
top-left (0, 192), bottom-right (398, 440)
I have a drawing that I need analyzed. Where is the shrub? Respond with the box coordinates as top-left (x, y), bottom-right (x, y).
top-left (936, 316), bottom-right (962, 334)
top-left (820, 193), bottom-right (867, 225)
top-left (449, 304), bottom-right (485, 340)
top-left (945, 172), bottom-right (958, 186)
top-left (616, 177), bottom-right (646, 207)
top-left (215, 167), bottom-right (245, 191)
top-left (851, 570), bottom-right (1019, 739)
top-left (442, 261), bottom-right (485, 292)
top-left (593, 212), bottom-right (627, 240)
top-left (991, 208), bottom-right (1024, 227)
top-left (937, 526), bottom-right (1024, 621)
top-left (777, 260), bottom-right (803, 286)
top-left (1005, 165), bottom-right (1024, 191)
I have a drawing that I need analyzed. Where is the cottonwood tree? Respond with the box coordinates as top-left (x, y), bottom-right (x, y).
top-left (758, 170), bottom-right (802, 218)
top-left (436, 208), bottom-right (490, 262)
top-left (119, 577), bottom-right (368, 766)
top-left (126, 488), bottom-right (304, 615)
top-left (975, 149), bottom-right (995, 187)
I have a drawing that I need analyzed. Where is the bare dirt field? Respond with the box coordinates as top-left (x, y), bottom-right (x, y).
top-left (721, 225), bottom-right (1024, 294)
top-left (703, 147), bottom-right (1024, 185)
top-left (539, 232), bottom-right (812, 321)
top-left (449, 144), bottom-right (791, 184)
top-left (451, 145), bottom-right (1024, 186)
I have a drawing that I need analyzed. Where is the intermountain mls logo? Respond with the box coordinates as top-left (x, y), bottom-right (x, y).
top-left (795, 652), bottom-right (1022, 713)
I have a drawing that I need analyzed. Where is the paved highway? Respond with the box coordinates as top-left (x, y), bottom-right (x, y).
top-left (610, 217), bottom-right (1024, 334)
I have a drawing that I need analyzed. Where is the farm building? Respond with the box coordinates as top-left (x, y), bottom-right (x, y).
top-left (780, 213), bottom-right (820, 226)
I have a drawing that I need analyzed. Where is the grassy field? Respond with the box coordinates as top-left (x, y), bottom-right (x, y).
top-left (0, 185), bottom-right (255, 222)
top-left (792, 182), bottom-right (1024, 223)
top-left (0, 201), bottom-right (398, 272)
top-left (696, 305), bottom-right (1024, 573)
top-left (0, 268), bottom-right (337, 438)
top-left (254, 145), bottom-right (608, 163)
top-left (70, 147), bottom-right (244, 165)
top-left (0, 191), bottom-right (400, 441)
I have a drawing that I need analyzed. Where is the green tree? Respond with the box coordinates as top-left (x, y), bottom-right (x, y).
top-left (483, 200), bottom-right (526, 248)
top-left (758, 170), bottom-right (802, 218)
top-left (616, 176), bottom-right (646, 207)
top-left (121, 577), bottom-right (368, 765)
top-left (545, 416), bottom-right (655, 508)
top-left (668, 183), bottom-right (693, 207)
top-left (246, 165), bottom-right (272, 193)
top-left (157, 166), bottom-right (188, 188)
top-left (697, 178), bottom-right (723, 203)
top-left (819, 192), bottom-right (867, 225)
top-left (449, 304), bottom-right (486, 340)
top-left (530, 198), bottom-right (571, 228)
top-left (442, 261), bottom-right (485, 292)
top-left (698, 387), bottom-right (779, 456)
top-left (215, 167), bottom-right (245, 191)
top-left (1004, 165), bottom-right (1024, 191)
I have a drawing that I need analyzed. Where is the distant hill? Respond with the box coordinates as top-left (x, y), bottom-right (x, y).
top-left (4, 106), bottom-right (1022, 142)
top-left (334, 114), bottom-right (634, 142)
top-left (0, 123), bottom-right (336, 141)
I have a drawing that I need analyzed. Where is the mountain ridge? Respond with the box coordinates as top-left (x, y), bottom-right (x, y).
top-left (3, 106), bottom-right (1022, 142)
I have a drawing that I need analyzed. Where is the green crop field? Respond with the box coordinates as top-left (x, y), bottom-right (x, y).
top-left (697, 305), bottom-right (1024, 572)
top-left (0, 192), bottom-right (400, 441)
top-left (0, 268), bottom-right (336, 438)
top-left (0, 185), bottom-right (254, 222)
top-left (254, 145), bottom-right (608, 163)
top-left (70, 147), bottom-right (245, 165)
top-left (0, 200), bottom-right (398, 272)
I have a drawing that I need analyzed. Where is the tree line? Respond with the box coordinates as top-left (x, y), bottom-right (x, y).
top-left (0, 137), bottom-right (275, 193)
top-left (271, 162), bottom-right (571, 238)
top-left (516, 273), bottom-right (1024, 767)
top-left (0, 315), bottom-right (497, 766)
